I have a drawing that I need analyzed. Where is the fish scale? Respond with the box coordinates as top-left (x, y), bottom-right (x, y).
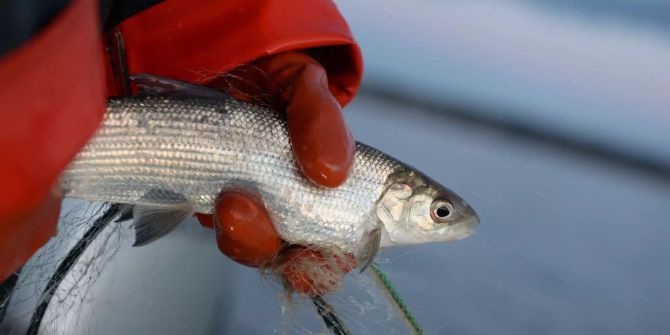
top-left (61, 95), bottom-right (399, 253)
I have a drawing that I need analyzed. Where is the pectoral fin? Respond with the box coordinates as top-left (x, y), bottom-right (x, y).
top-left (115, 204), bottom-right (134, 223)
top-left (132, 204), bottom-right (195, 247)
top-left (356, 227), bottom-right (382, 273)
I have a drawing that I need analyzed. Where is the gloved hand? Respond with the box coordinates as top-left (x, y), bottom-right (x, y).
top-left (197, 51), bottom-right (356, 292)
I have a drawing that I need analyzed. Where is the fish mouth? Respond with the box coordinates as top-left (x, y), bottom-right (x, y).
top-left (463, 214), bottom-right (480, 233)
top-left (464, 205), bottom-right (480, 228)
top-left (455, 204), bottom-right (479, 238)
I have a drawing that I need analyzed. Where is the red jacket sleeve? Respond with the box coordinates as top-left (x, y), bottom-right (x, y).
top-left (0, 0), bottom-right (105, 280)
top-left (114, 0), bottom-right (363, 106)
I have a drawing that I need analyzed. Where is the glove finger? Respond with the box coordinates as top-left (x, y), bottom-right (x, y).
top-left (285, 61), bottom-right (354, 188)
top-left (195, 213), bottom-right (215, 229)
top-left (211, 191), bottom-right (283, 268)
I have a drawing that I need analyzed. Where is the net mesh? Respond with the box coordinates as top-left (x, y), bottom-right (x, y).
top-left (0, 200), bottom-right (416, 334)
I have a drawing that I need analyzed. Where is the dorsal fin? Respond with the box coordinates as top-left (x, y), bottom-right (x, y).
top-left (129, 73), bottom-right (231, 99)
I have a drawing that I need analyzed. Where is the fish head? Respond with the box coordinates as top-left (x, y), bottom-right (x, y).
top-left (375, 169), bottom-right (479, 247)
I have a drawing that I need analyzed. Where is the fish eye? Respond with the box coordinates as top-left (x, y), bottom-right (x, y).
top-left (430, 200), bottom-right (453, 223)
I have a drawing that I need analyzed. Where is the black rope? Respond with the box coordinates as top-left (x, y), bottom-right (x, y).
top-left (26, 204), bottom-right (121, 335)
top-left (311, 295), bottom-right (349, 335)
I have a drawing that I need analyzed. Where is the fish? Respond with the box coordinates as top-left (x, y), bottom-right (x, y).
top-left (59, 74), bottom-right (479, 267)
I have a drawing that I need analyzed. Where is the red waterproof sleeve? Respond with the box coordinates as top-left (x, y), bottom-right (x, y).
top-left (114, 0), bottom-right (363, 106)
top-left (0, 0), bottom-right (105, 279)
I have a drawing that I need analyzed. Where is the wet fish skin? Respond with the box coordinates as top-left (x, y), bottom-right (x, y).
top-left (60, 93), bottom-right (478, 256)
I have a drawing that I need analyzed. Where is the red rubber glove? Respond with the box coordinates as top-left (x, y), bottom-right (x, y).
top-left (197, 51), bottom-right (356, 291)
top-left (254, 51), bottom-right (355, 187)
top-left (209, 51), bottom-right (356, 187)
top-left (197, 192), bottom-right (282, 267)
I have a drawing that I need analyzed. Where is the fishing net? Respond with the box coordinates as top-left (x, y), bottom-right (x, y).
top-left (274, 263), bottom-right (420, 335)
top-left (0, 200), bottom-right (420, 334)
top-left (0, 201), bottom-right (129, 334)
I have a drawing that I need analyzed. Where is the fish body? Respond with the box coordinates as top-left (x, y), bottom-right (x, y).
top-left (60, 76), bottom-right (479, 259)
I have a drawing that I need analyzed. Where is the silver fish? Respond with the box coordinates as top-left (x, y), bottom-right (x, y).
top-left (60, 75), bottom-right (479, 265)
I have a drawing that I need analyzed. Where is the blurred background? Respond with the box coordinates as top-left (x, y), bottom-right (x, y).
top-left (3, 0), bottom-right (670, 334)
